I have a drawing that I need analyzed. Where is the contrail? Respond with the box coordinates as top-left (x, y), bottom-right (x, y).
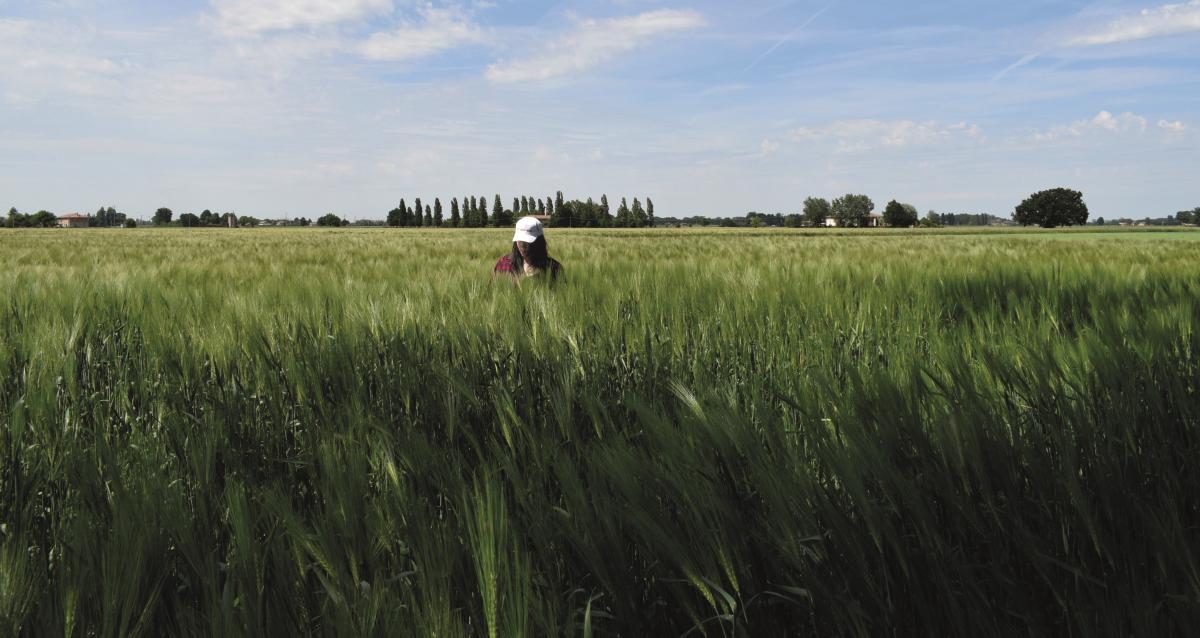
top-left (744, 1), bottom-right (837, 73)
top-left (992, 51), bottom-right (1042, 82)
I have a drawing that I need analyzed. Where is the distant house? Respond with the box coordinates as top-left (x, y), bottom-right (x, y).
top-left (57, 213), bottom-right (90, 228)
top-left (825, 213), bottom-right (883, 228)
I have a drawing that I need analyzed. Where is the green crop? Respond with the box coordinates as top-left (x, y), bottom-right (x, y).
top-left (1, 227), bottom-right (1199, 636)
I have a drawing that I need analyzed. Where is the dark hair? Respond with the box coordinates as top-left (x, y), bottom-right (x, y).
top-left (510, 235), bottom-right (550, 273)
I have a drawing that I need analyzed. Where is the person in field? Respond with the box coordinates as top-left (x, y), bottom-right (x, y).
top-left (494, 216), bottom-right (564, 282)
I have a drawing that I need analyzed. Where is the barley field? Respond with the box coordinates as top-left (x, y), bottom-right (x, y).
top-left (2, 227), bottom-right (1199, 636)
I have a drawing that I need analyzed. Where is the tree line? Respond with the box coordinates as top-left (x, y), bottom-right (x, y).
top-left (154, 208), bottom-right (277, 228)
top-left (3, 206), bottom-right (277, 228)
top-left (661, 189), bottom-right (1093, 229)
top-left (653, 195), bottom-right (918, 228)
top-left (9, 189), bottom-right (1193, 231)
top-left (1090, 210), bottom-right (1200, 226)
top-left (1171, 207), bottom-right (1200, 225)
top-left (385, 192), bottom-right (655, 228)
top-left (5, 208), bottom-right (60, 228)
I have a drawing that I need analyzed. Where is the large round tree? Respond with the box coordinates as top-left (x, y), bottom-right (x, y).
top-left (883, 200), bottom-right (918, 227)
top-left (831, 194), bottom-right (874, 227)
top-left (1014, 188), bottom-right (1088, 228)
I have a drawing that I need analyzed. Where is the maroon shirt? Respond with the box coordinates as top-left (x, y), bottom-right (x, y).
top-left (493, 254), bottom-right (563, 280)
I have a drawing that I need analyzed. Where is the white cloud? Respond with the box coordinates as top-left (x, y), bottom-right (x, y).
top-left (213, 0), bottom-right (393, 35)
top-left (360, 7), bottom-right (485, 61)
top-left (0, 19), bottom-right (123, 75)
top-left (1067, 0), bottom-right (1200, 46)
top-left (0, 18), bottom-right (131, 99)
top-left (529, 146), bottom-right (608, 163)
top-left (1033, 110), bottom-right (1147, 141)
top-left (533, 145), bottom-right (571, 163)
top-left (485, 9), bottom-right (705, 83)
top-left (0, 18), bottom-right (31, 38)
top-left (1158, 119), bottom-right (1187, 132)
top-left (16, 54), bottom-right (123, 74)
top-left (228, 31), bottom-right (348, 68)
top-left (759, 138), bottom-right (780, 155)
top-left (788, 119), bottom-right (984, 153)
top-left (375, 149), bottom-right (448, 177)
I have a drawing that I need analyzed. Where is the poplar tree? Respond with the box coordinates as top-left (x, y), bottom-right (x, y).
top-left (398, 198), bottom-right (408, 226)
top-left (492, 195), bottom-right (504, 227)
top-left (600, 194), bottom-right (610, 219)
top-left (413, 198), bottom-right (423, 227)
top-left (617, 197), bottom-right (631, 227)
top-left (646, 198), bottom-right (655, 227)
top-left (424, 205), bottom-right (433, 227)
top-left (513, 197), bottom-right (521, 218)
top-left (480, 195), bottom-right (489, 226)
top-left (434, 198), bottom-right (443, 226)
top-left (632, 198), bottom-right (646, 227)
top-left (538, 199), bottom-right (546, 215)
top-left (585, 197), bottom-right (596, 227)
top-left (450, 198), bottom-right (461, 227)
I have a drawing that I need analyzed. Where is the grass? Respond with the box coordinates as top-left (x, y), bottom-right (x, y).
top-left (2, 227), bottom-right (1199, 636)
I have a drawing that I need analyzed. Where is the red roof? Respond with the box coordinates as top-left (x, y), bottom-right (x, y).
top-left (58, 213), bottom-right (88, 219)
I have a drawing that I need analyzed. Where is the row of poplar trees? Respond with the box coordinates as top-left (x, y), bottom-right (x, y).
top-left (386, 192), bottom-right (654, 228)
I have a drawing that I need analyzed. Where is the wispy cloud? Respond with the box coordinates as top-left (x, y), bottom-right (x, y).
top-left (1032, 110), bottom-right (1147, 141)
top-left (213, 0), bottom-right (393, 36)
top-left (992, 51), bottom-right (1042, 82)
top-left (1158, 119), bottom-right (1187, 132)
top-left (788, 119), bottom-right (984, 153)
top-left (1067, 0), bottom-right (1200, 46)
top-left (360, 7), bottom-right (486, 61)
top-left (485, 9), bottom-right (705, 84)
top-left (0, 18), bottom-right (131, 99)
top-left (743, 1), bottom-right (835, 73)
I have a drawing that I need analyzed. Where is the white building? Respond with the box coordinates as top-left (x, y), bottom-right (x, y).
top-left (825, 213), bottom-right (883, 228)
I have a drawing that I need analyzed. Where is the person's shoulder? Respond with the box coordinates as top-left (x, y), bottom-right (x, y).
top-left (494, 254), bottom-right (514, 272)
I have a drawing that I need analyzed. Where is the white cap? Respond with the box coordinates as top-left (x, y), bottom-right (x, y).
top-left (513, 216), bottom-right (544, 243)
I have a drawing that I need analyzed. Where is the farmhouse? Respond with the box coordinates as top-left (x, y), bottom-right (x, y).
top-left (824, 213), bottom-right (883, 228)
top-left (57, 213), bottom-right (90, 228)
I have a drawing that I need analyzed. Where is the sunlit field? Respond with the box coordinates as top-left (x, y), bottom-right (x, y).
top-left (2, 227), bottom-right (1200, 636)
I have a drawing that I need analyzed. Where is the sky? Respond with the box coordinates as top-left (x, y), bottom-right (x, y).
top-left (1, 0), bottom-right (1197, 220)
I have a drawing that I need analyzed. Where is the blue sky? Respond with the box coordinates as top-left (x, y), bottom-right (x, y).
top-left (1, 0), bottom-right (1197, 219)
